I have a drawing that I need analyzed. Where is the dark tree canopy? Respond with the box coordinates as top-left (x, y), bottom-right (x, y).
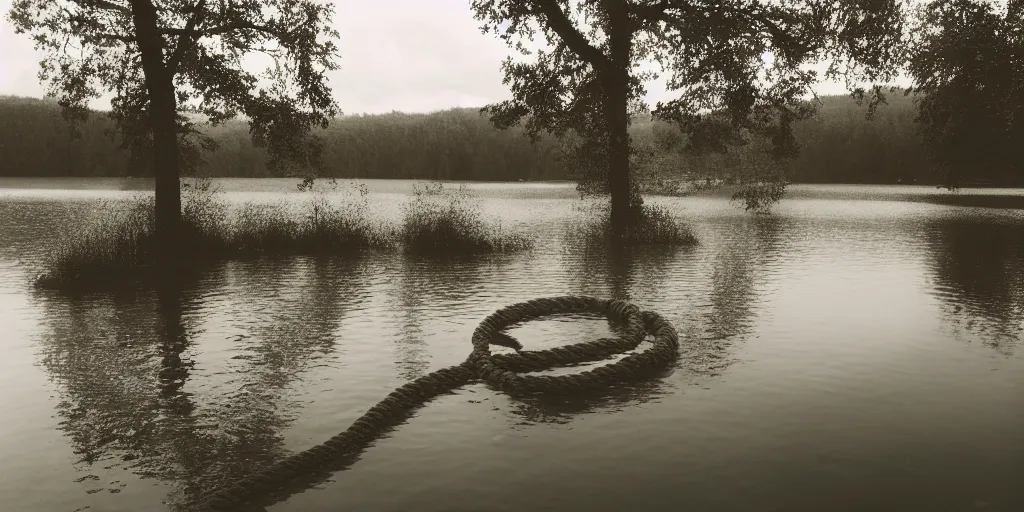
top-left (7, 0), bottom-right (341, 175)
top-left (471, 0), bottom-right (909, 209)
top-left (908, 0), bottom-right (1023, 188)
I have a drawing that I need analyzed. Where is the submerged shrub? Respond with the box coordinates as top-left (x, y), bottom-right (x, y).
top-left (36, 196), bottom-right (157, 288)
top-left (227, 201), bottom-right (303, 254)
top-left (34, 177), bottom-right (391, 288)
top-left (35, 178), bottom-right (229, 288)
top-left (225, 178), bottom-right (392, 254)
top-left (179, 176), bottom-right (231, 249)
top-left (296, 177), bottom-right (393, 250)
top-left (400, 181), bottom-right (533, 255)
top-left (37, 178), bottom-right (537, 289)
top-left (731, 179), bottom-right (788, 214)
top-left (577, 199), bottom-right (698, 247)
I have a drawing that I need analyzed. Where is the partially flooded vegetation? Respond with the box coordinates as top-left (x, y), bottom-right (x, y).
top-left (34, 179), bottom-right (537, 290)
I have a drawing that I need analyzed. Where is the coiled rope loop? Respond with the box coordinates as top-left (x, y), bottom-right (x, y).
top-left (196, 296), bottom-right (679, 511)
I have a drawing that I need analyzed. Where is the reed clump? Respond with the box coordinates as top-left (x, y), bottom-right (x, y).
top-left (399, 181), bottom-right (534, 255)
top-left (35, 178), bottom-right (534, 289)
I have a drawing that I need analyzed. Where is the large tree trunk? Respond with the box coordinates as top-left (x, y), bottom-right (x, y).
top-left (602, 70), bottom-right (632, 227)
top-left (129, 0), bottom-right (181, 268)
top-left (602, 0), bottom-right (634, 230)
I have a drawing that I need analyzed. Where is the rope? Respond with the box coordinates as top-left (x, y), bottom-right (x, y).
top-left (193, 295), bottom-right (679, 511)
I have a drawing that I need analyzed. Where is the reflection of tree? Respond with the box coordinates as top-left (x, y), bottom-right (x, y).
top-left (390, 254), bottom-right (493, 380)
top-left (568, 232), bottom-right (684, 302)
top-left (564, 213), bottom-right (788, 380)
top-left (227, 256), bottom-right (366, 369)
top-left (925, 219), bottom-right (1024, 354)
top-left (687, 215), bottom-right (787, 376)
top-left (35, 278), bottom-right (213, 503)
top-left (32, 254), bottom-right (371, 509)
top-left (706, 215), bottom-right (786, 341)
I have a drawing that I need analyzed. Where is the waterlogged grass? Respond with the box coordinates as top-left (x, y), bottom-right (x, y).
top-left (37, 198), bottom-right (158, 288)
top-left (227, 179), bottom-right (394, 255)
top-left (400, 181), bottom-right (533, 255)
top-left (576, 199), bottom-right (698, 247)
top-left (34, 178), bottom-right (533, 289)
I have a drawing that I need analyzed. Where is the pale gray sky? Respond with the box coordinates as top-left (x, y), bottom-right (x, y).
top-left (0, 0), bottom-right (883, 115)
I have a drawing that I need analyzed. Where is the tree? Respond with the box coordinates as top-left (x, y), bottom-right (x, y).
top-left (471, 0), bottom-right (908, 223)
top-left (7, 0), bottom-right (340, 263)
top-left (907, 0), bottom-right (1023, 188)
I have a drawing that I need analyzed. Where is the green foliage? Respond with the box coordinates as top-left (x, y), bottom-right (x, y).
top-left (787, 90), bottom-right (928, 184)
top-left (6, 0), bottom-right (341, 175)
top-left (400, 182), bottom-right (534, 255)
top-left (628, 90), bottom-right (945, 208)
top-left (0, 98), bottom-right (567, 180)
top-left (470, 0), bottom-right (911, 210)
top-left (907, 0), bottom-right (1024, 188)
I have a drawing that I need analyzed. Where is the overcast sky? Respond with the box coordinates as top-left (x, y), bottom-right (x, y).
top-left (0, 0), bottom-right (886, 115)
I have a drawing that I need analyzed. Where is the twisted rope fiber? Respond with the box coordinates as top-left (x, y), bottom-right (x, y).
top-left (195, 296), bottom-right (679, 511)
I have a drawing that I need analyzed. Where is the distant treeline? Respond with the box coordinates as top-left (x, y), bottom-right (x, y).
top-left (0, 92), bottom-right (943, 185)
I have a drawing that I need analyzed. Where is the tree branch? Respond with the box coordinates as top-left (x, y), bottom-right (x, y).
top-left (643, 1), bottom-right (799, 54)
top-left (166, 0), bottom-right (207, 76)
top-left (162, 20), bottom-right (273, 38)
top-left (531, 0), bottom-right (610, 70)
top-left (634, 0), bottom-right (669, 25)
top-left (739, 9), bottom-right (804, 53)
top-left (70, 0), bottom-right (131, 14)
top-left (96, 32), bottom-right (135, 43)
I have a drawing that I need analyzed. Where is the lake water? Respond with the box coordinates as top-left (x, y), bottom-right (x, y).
top-left (1, 179), bottom-right (1022, 512)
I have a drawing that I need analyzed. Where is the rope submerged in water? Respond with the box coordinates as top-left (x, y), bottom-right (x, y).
top-left (194, 295), bottom-right (680, 511)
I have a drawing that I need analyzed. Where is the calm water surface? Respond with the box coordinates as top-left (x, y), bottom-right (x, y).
top-left (1, 179), bottom-right (1022, 512)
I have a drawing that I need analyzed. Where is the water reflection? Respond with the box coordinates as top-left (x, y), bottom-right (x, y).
top-left (505, 374), bottom-right (674, 428)
top-left (706, 215), bottom-right (786, 342)
top-left (32, 255), bottom-right (372, 509)
top-left (389, 254), bottom-right (498, 379)
top-left (227, 256), bottom-right (365, 366)
top-left (9, 185), bottom-right (1024, 512)
top-left (33, 276), bottom-right (211, 502)
top-left (926, 218), bottom-right (1024, 353)
top-left (565, 214), bottom-right (788, 380)
top-left (155, 281), bottom-right (194, 401)
top-left (685, 215), bottom-right (788, 377)
top-left (576, 243), bottom-right (684, 303)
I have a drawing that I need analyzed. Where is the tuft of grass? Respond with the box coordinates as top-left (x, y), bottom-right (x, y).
top-left (399, 181), bottom-right (533, 255)
top-left (179, 177), bottom-right (231, 247)
top-left (225, 201), bottom-right (303, 255)
top-left (576, 199), bottom-right (698, 247)
top-left (227, 178), bottom-right (392, 255)
top-left (35, 196), bottom-right (157, 288)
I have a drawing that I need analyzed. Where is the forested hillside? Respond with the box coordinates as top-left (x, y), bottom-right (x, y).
top-left (0, 92), bottom-right (938, 185)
